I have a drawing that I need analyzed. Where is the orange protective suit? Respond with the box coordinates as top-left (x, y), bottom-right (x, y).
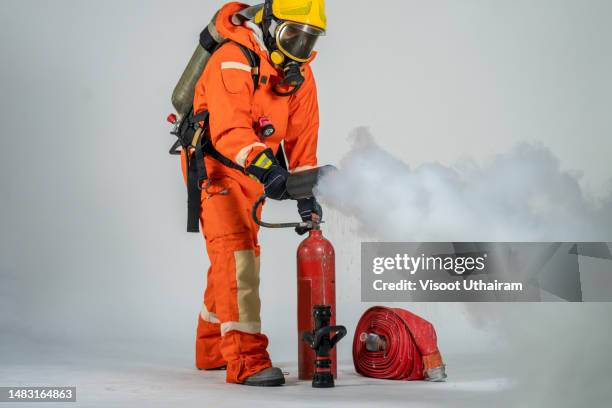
top-left (182, 2), bottom-right (319, 384)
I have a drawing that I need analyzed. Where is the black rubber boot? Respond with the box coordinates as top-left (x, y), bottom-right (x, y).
top-left (243, 367), bottom-right (285, 387)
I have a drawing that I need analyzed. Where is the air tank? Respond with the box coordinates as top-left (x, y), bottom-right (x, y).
top-left (170, 5), bottom-right (266, 120)
top-left (171, 13), bottom-right (221, 120)
top-left (171, 46), bottom-right (211, 120)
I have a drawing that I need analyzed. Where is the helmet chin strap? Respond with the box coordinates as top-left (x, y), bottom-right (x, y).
top-left (261, 0), bottom-right (305, 97)
top-left (262, 0), bottom-right (277, 52)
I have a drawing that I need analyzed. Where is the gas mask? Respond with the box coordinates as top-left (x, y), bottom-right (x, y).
top-left (260, 0), bottom-right (325, 96)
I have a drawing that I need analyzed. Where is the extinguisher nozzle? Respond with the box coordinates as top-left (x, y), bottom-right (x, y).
top-left (312, 372), bottom-right (335, 388)
top-left (302, 305), bottom-right (347, 388)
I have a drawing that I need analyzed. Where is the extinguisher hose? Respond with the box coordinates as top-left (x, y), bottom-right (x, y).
top-left (252, 194), bottom-right (317, 230)
top-left (352, 306), bottom-right (445, 381)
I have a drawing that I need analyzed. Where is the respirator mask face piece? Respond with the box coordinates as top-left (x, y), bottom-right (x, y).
top-left (276, 22), bottom-right (324, 63)
top-left (269, 21), bottom-right (324, 96)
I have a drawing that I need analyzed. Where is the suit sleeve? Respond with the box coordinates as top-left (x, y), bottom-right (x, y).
top-left (193, 43), bottom-right (266, 168)
top-left (283, 64), bottom-right (319, 172)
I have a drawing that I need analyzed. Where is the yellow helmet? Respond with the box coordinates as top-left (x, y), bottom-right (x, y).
top-left (272, 0), bottom-right (326, 31)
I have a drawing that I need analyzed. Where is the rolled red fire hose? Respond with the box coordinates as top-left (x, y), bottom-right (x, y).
top-left (353, 306), bottom-right (445, 381)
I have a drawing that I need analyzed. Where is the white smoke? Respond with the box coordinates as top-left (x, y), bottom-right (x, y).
top-left (317, 127), bottom-right (612, 406)
top-left (317, 127), bottom-right (612, 242)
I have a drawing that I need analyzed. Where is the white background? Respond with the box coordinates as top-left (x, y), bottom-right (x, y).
top-left (1, 1), bottom-right (611, 406)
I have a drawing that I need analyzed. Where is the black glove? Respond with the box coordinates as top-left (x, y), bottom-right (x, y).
top-left (295, 197), bottom-right (323, 235)
top-left (246, 148), bottom-right (289, 200)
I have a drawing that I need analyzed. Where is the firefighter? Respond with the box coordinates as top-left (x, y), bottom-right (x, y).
top-left (188, 0), bottom-right (325, 386)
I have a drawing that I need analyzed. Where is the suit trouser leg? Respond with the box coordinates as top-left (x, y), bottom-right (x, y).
top-left (194, 175), bottom-right (271, 383)
top-left (195, 264), bottom-right (226, 370)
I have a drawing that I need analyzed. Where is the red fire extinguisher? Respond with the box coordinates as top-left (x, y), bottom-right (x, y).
top-left (251, 166), bottom-right (346, 388)
top-left (297, 228), bottom-right (337, 379)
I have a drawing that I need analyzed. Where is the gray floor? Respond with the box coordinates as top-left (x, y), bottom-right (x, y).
top-left (2, 328), bottom-right (610, 408)
top-left (0, 351), bottom-right (548, 408)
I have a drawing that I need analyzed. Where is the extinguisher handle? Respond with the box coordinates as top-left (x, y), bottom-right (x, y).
top-left (252, 194), bottom-right (318, 230)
